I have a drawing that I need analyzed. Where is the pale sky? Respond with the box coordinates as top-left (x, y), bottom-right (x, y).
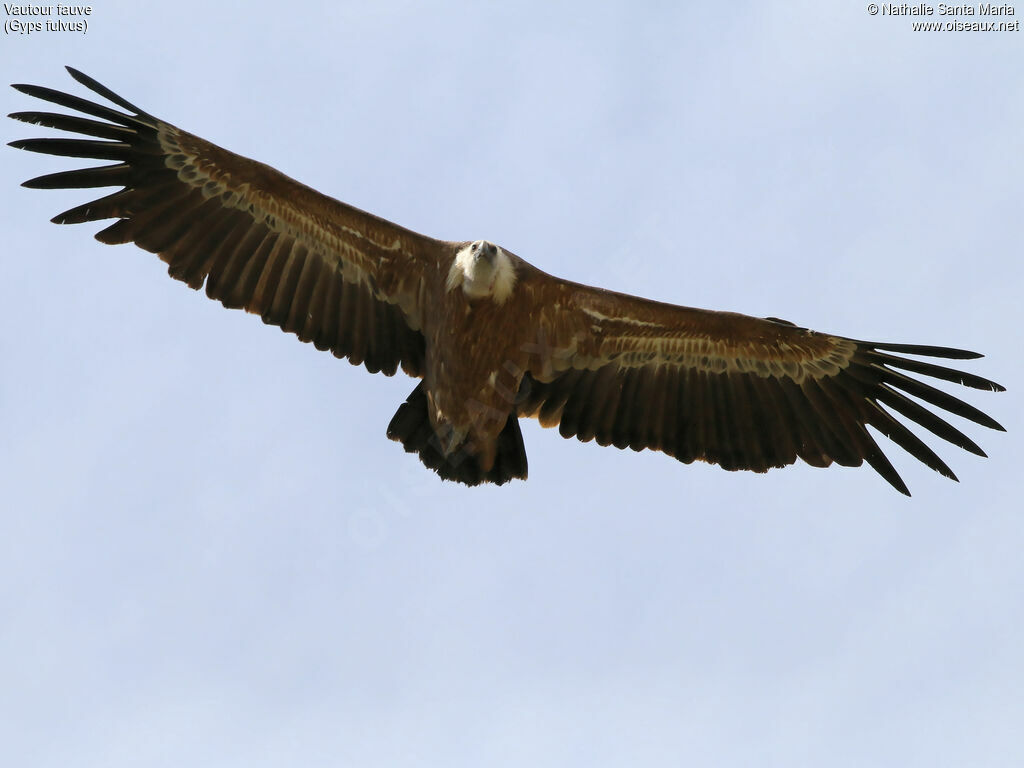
top-left (2, 2), bottom-right (1022, 766)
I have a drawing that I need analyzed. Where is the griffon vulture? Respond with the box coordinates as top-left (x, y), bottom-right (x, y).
top-left (8, 68), bottom-right (1005, 494)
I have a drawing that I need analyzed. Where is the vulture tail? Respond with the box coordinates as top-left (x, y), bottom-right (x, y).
top-left (386, 384), bottom-right (528, 487)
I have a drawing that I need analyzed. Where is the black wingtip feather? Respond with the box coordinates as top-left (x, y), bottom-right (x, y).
top-left (64, 66), bottom-right (153, 117)
top-left (20, 163), bottom-right (133, 190)
top-left (9, 137), bottom-right (130, 161)
top-left (862, 444), bottom-right (912, 496)
top-left (868, 341), bottom-right (984, 360)
top-left (50, 189), bottom-right (134, 224)
top-left (8, 110), bottom-right (137, 141)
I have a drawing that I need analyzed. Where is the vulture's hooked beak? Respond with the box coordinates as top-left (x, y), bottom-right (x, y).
top-left (476, 242), bottom-right (498, 264)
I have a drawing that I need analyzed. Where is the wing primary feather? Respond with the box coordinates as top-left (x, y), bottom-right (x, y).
top-left (8, 111), bottom-right (136, 141)
top-left (93, 217), bottom-right (136, 245)
top-left (64, 66), bottom-right (155, 118)
top-left (865, 342), bottom-right (984, 360)
top-left (25, 163), bottom-right (133, 190)
top-left (856, 425), bottom-right (912, 496)
top-left (9, 137), bottom-right (132, 161)
top-left (51, 188), bottom-right (135, 224)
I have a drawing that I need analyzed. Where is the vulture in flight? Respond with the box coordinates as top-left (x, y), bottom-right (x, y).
top-left (9, 68), bottom-right (1005, 494)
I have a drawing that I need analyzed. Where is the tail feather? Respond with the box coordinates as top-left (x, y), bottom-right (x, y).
top-left (386, 384), bottom-right (528, 486)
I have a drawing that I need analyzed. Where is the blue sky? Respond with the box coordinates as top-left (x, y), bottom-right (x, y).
top-left (2, 2), bottom-right (1021, 766)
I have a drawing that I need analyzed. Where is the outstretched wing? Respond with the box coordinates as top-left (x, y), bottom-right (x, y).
top-left (9, 67), bottom-right (434, 377)
top-left (516, 276), bottom-right (1005, 495)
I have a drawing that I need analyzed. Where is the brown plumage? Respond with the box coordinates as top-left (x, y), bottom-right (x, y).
top-left (9, 68), bottom-right (1006, 495)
